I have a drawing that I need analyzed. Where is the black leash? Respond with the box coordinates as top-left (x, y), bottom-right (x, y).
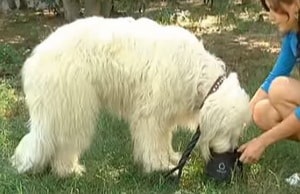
top-left (164, 74), bottom-right (226, 182)
top-left (164, 126), bottom-right (201, 182)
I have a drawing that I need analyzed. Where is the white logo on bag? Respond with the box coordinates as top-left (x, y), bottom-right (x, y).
top-left (217, 162), bottom-right (227, 174)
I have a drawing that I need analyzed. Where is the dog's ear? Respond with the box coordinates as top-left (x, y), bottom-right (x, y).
top-left (198, 39), bottom-right (205, 51)
top-left (217, 57), bottom-right (226, 71)
top-left (196, 81), bottom-right (207, 101)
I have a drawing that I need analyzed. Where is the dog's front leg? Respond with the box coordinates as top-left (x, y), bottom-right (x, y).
top-left (130, 117), bottom-right (180, 173)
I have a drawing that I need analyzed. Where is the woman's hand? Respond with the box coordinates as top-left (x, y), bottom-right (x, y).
top-left (238, 137), bottom-right (267, 164)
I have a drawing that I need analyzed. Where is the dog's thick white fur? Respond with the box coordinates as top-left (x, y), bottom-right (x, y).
top-left (11, 16), bottom-right (251, 177)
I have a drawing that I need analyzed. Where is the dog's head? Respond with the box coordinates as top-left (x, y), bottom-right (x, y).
top-left (197, 72), bottom-right (251, 162)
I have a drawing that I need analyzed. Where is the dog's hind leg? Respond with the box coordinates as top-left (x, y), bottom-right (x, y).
top-left (12, 80), bottom-right (99, 177)
top-left (130, 116), bottom-right (179, 172)
top-left (50, 83), bottom-right (99, 177)
top-left (11, 117), bottom-right (55, 174)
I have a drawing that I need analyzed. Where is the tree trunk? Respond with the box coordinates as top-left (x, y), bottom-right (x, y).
top-left (7, 0), bottom-right (16, 9)
top-left (84, 0), bottom-right (101, 17)
top-left (18, 0), bottom-right (27, 9)
top-left (26, 0), bottom-right (35, 8)
top-left (62, 0), bottom-right (80, 22)
top-left (0, 0), bottom-right (10, 14)
top-left (100, 0), bottom-right (112, 17)
top-left (84, 0), bottom-right (112, 17)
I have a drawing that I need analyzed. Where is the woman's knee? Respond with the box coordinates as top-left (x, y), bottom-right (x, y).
top-left (268, 76), bottom-right (290, 104)
top-left (252, 99), bottom-right (280, 131)
top-left (252, 101), bottom-right (268, 130)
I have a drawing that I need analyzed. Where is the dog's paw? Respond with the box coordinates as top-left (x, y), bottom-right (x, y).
top-left (11, 153), bottom-right (33, 173)
top-left (52, 161), bottom-right (86, 177)
top-left (144, 162), bottom-right (177, 173)
top-left (72, 163), bottom-right (86, 176)
top-left (142, 154), bottom-right (180, 173)
top-left (170, 152), bottom-right (181, 165)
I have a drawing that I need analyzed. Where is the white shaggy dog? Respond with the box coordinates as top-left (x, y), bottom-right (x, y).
top-left (11, 16), bottom-right (251, 177)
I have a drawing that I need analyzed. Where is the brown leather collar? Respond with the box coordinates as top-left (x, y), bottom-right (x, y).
top-left (199, 74), bottom-right (226, 110)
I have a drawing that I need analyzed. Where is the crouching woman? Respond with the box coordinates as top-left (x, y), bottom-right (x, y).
top-left (239, 0), bottom-right (300, 164)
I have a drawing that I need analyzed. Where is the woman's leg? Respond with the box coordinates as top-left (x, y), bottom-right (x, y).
top-left (252, 99), bottom-right (281, 130)
top-left (253, 76), bottom-right (300, 140)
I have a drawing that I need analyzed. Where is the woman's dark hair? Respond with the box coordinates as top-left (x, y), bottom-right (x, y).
top-left (260, 0), bottom-right (300, 71)
top-left (260, 0), bottom-right (270, 11)
top-left (260, 0), bottom-right (300, 27)
top-left (260, 0), bottom-right (293, 16)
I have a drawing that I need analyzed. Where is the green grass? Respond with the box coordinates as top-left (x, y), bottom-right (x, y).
top-left (1, 1), bottom-right (300, 193)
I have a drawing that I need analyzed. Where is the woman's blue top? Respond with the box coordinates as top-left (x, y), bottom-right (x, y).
top-left (261, 32), bottom-right (300, 119)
